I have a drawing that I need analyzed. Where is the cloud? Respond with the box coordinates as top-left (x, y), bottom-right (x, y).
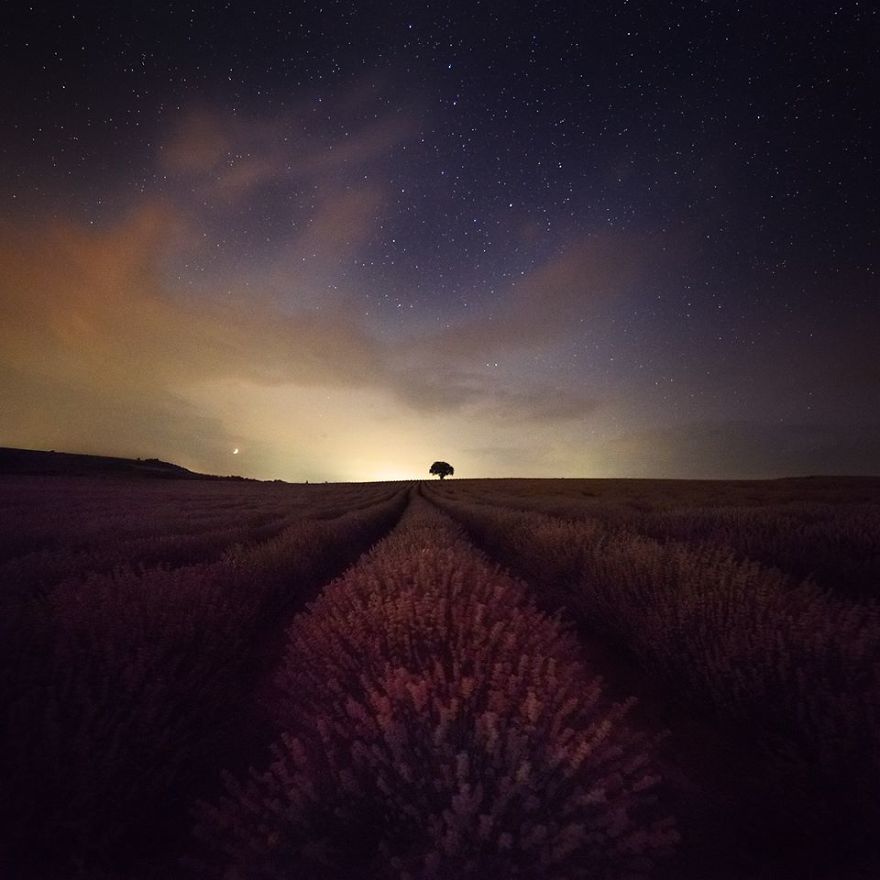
top-left (161, 109), bottom-right (232, 174)
top-left (0, 200), bottom-right (393, 386)
top-left (377, 234), bottom-right (646, 419)
top-left (13, 190), bottom-right (869, 481)
top-left (487, 387), bottom-right (599, 422)
top-left (0, 195), bottom-right (622, 472)
top-left (416, 234), bottom-right (647, 362)
top-left (0, 97), bottom-right (636, 477)
top-left (285, 185), bottom-right (386, 270)
top-left (159, 103), bottom-right (414, 202)
top-left (0, 199), bottom-right (394, 471)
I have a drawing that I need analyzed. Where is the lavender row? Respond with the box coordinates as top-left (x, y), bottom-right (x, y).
top-left (431, 480), bottom-right (880, 599)
top-left (0, 489), bottom-right (408, 877)
top-left (195, 499), bottom-right (677, 879)
top-left (0, 476), bottom-right (399, 563)
top-left (0, 513), bottom-right (294, 598)
top-left (0, 482), bottom-right (402, 596)
top-left (620, 503), bottom-right (880, 600)
top-left (428, 491), bottom-right (880, 858)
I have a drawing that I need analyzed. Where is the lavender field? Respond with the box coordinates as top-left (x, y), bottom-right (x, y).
top-left (2, 475), bottom-right (879, 879)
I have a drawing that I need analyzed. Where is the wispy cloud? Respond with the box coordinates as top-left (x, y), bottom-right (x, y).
top-left (416, 234), bottom-right (646, 361)
top-left (159, 101), bottom-right (414, 201)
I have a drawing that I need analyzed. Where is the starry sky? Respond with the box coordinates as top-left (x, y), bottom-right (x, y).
top-left (1, 2), bottom-right (877, 481)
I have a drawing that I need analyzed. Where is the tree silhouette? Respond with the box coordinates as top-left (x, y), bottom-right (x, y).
top-left (429, 461), bottom-right (454, 479)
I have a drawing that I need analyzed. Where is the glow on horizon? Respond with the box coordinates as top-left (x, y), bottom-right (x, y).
top-left (365, 466), bottom-right (422, 482)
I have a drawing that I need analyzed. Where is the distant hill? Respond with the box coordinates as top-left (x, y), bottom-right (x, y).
top-left (0, 447), bottom-right (228, 480)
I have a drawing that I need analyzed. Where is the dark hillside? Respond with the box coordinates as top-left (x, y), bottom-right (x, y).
top-left (0, 447), bottom-right (218, 480)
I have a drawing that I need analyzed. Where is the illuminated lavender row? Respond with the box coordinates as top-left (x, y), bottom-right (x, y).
top-left (196, 499), bottom-right (676, 878)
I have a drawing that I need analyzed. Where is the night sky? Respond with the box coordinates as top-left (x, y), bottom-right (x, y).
top-left (1, 2), bottom-right (877, 481)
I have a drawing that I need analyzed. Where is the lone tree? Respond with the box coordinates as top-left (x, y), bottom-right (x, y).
top-left (429, 461), bottom-right (454, 479)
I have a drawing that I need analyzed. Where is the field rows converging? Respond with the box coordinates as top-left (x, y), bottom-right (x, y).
top-left (430, 479), bottom-right (880, 600)
top-left (0, 477), bottom-right (403, 597)
top-left (2, 475), bottom-right (878, 880)
top-left (194, 496), bottom-right (677, 879)
top-left (0, 484), bottom-right (409, 877)
top-left (425, 485), bottom-right (880, 874)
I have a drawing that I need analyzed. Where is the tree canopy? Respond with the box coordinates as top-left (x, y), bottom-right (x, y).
top-left (429, 461), bottom-right (454, 479)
